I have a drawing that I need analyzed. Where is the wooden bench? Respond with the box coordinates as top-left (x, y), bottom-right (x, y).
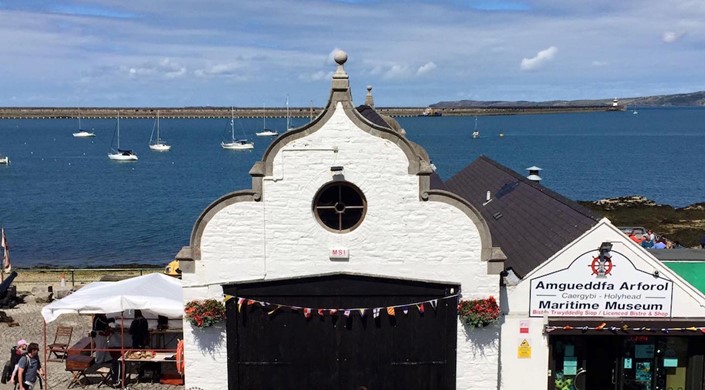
top-left (65, 337), bottom-right (95, 388)
top-left (66, 355), bottom-right (95, 388)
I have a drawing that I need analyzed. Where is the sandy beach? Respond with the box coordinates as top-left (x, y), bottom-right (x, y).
top-left (1, 269), bottom-right (183, 389)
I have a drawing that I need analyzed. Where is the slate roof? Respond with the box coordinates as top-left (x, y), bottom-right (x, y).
top-left (444, 155), bottom-right (602, 278)
top-left (356, 105), bottom-right (390, 129)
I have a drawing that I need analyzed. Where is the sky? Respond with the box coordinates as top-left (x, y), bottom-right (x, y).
top-left (1, 0), bottom-right (704, 107)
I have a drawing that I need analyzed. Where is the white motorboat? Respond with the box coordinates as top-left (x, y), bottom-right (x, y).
top-left (108, 112), bottom-right (138, 161)
top-left (221, 108), bottom-right (254, 150)
top-left (149, 111), bottom-right (171, 151)
top-left (0, 155), bottom-right (9, 164)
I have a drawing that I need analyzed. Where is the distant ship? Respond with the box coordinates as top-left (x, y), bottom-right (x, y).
top-left (418, 107), bottom-right (442, 117)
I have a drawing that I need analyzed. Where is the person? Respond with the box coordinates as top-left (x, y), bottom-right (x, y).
top-left (647, 230), bottom-right (656, 242)
top-left (128, 310), bottom-right (150, 348)
top-left (653, 239), bottom-right (667, 249)
top-left (629, 230), bottom-right (644, 244)
top-left (701, 235), bottom-right (705, 249)
top-left (641, 236), bottom-right (654, 248)
top-left (8, 339), bottom-right (28, 387)
top-left (17, 342), bottom-right (43, 390)
top-left (92, 314), bottom-right (114, 364)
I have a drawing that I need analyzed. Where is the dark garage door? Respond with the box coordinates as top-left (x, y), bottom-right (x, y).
top-left (224, 274), bottom-right (459, 390)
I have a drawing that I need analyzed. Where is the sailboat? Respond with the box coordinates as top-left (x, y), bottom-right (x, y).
top-left (256, 104), bottom-right (278, 137)
top-left (472, 116), bottom-right (480, 139)
top-left (221, 108), bottom-right (254, 150)
top-left (108, 112), bottom-right (138, 161)
top-left (286, 95), bottom-right (294, 132)
top-left (632, 104), bottom-right (638, 115)
top-left (73, 113), bottom-right (95, 138)
top-left (149, 111), bottom-right (171, 151)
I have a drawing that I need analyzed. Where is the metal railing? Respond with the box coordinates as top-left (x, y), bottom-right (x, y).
top-left (10, 267), bottom-right (163, 289)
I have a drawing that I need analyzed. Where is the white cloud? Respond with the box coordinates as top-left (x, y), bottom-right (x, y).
top-left (662, 31), bottom-right (685, 43)
top-left (416, 62), bottom-right (437, 76)
top-left (194, 63), bottom-right (242, 78)
top-left (124, 58), bottom-right (186, 79)
top-left (520, 46), bottom-right (558, 71)
top-left (592, 60), bottom-right (608, 67)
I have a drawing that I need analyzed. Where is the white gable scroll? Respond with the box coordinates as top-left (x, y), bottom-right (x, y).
top-left (529, 250), bottom-right (673, 318)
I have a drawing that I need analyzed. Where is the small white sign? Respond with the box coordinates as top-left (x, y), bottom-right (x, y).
top-left (329, 248), bottom-right (349, 260)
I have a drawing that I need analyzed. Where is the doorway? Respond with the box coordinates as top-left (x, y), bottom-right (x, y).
top-left (550, 335), bottom-right (704, 390)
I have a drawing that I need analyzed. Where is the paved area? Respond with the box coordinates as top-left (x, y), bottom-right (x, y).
top-left (1, 299), bottom-right (184, 390)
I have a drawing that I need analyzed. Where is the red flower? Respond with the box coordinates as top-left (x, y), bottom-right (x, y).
top-left (185, 299), bottom-right (226, 328)
top-left (458, 296), bottom-right (500, 328)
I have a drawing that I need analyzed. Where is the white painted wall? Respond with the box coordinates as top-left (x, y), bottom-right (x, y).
top-left (183, 103), bottom-right (499, 389)
top-left (500, 219), bottom-right (705, 390)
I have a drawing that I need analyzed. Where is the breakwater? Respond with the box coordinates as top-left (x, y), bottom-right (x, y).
top-left (0, 105), bottom-right (616, 119)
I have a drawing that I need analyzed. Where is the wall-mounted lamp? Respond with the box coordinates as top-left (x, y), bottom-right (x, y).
top-left (596, 241), bottom-right (613, 278)
top-left (331, 165), bottom-right (344, 181)
top-left (653, 270), bottom-right (660, 278)
top-left (330, 166), bottom-right (344, 172)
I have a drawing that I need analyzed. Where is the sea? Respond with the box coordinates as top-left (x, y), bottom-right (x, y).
top-left (1, 107), bottom-right (704, 268)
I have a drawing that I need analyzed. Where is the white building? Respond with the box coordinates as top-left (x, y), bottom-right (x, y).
top-left (177, 50), bottom-right (505, 389)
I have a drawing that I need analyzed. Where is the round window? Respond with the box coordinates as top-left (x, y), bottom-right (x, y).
top-left (313, 181), bottom-right (367, 232)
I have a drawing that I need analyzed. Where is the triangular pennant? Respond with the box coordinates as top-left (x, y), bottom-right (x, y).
top-left (373, 308), bottom-right (381, 318)
top-left (358, 309), bottom-right (366, 317)
top-left (268, 305), bottom-right (281, 316)
top-left (402, 307), bottom-right (409, 315)
top-left (387, 307), bottom-right (395, 317)
top-left (303, 308), bottom-right (312, 318)
top-left (224, 295), bottom-right (234, 302)
top-left (329, 309), bottom-right (338, 316)
top-left (237, 298), bottom-right (245, 312)
top-left (417, 303), bottom-right (425, 314)
top-left (247, 299), bottom-right (256, 306)
top-left (344, 310), bottom-right (351, 317)
top-left (430, 299), bottom-right (437, 310)
top-left (317, 308), bottom-right (325, 317)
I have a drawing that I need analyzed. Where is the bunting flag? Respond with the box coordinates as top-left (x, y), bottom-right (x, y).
top-left (268, 305), bottom-right (281, 316)
top-left (545, 323), bottom-right (705, 333)
top-left (220, 292), bottom-right (461, 323)
top-left (1, 227), bottom-right (10, 274)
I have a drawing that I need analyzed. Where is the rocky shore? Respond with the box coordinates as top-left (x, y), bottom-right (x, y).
top-left (579, 195), bottom-right (705, 247)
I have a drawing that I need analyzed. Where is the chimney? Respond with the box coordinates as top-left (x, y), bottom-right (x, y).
top-left (526, 166), bottom-right (542, 182)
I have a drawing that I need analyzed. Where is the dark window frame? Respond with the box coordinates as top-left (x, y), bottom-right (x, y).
top-left (312, 181), bottom-right (367, 233)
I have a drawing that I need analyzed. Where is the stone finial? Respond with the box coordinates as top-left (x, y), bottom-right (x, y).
top-left (365, 85), bottom-right (374, 108)
top-left (333, 50), bottom-right (348, 79)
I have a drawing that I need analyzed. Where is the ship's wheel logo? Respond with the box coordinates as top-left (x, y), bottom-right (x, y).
top-left (590, 255), bottom-right (614, 277)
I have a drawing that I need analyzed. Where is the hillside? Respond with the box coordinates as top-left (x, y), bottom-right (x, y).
top-left (432, 91), bottom-right (705, 108)
top-left (578, 196), bottom-right (705, 248)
